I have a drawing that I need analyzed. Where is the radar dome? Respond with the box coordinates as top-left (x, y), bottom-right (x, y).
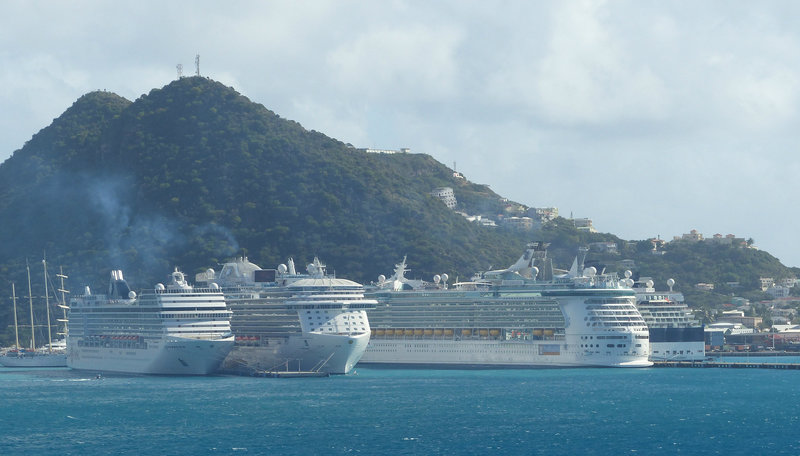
top-left (155, 283), bottom-right (165, 291)
top-left (207, 268), bottom-right (215, 276)
top-left (433, 274), bottom-right (441, 284)
top-left (278, 264), bottom-right (288, 274)
top-left (128, 291), bottom-right (137, 299)
top-left (646, 280), bottom-right (654, 288)
top-left (626, 278), bottom-right (635, 287)
top-left (667, 278), bottom-right (675, 287)
top-left (585, 266), bottom-right (597, 277)
top-left (441, 273), bottom-right (449, 283)
top-left (378, 274), bottom-right (386, 283)
top-left (624, 270), bottom-right (632, 278)
top-left (210, 283), bottom-right (219, 290)
top-left (531, 266), bottom-right (539, 277)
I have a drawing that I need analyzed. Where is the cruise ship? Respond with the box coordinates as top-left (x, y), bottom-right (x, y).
top-left (196, 257), bottom-right (375, 375)
top-left (66, 269), bottom-right (235, 375)
top-left (360, 243), bottom-right (652, 368)
top-left (633, 277), bottom-right (705, 361)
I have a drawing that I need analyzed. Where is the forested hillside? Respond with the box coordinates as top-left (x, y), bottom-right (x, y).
top-left (0, 78), bottom-right (528, 304)
top-left (1, 76), bottom-right (797, 344)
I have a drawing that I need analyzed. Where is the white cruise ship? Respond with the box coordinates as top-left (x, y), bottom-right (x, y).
top-left (67, 269), bottom-right (234, 375)
top-left (360, 243), bottom-right (652, 368)
top-left (196, 257), bottom-right (376, 375)
top-left (633, 277), bottom-right (705, 361)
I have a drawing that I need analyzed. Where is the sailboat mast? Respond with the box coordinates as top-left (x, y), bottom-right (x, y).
top-left (11, 283), bottom-right (20, 350)
top-left (26, 261), bottom-right (35, 350)
top-left (43, 258), bottom-right (53, 352)
top-left (57, 267), bottom-right (69, 337)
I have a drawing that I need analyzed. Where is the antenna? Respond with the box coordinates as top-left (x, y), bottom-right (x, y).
top-left (176, 64), bottom-right (183, 79)
top-left (195, 54), bottom-right (200, 76)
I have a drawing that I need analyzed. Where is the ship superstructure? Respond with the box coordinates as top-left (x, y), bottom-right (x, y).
top-left (66, 269), bottom-right (234, 375)
top-left (360, 243), bottom-right (652, 368)
top-left (633, 277), bottom-right (705, 361)
top-left (197, 257), bottom-right (375, 374)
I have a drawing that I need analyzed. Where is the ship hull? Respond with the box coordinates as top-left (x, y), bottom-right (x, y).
top-left (0, 352), bottom-right (67, 367)
top-left (647, 325), bottom-right (706, 361)
top-left (67, 336), bottom-right (234, 375)
top-left (221, 331), bottom-right (369, 374)
top-left (360, 339), bottom-right (652, 368)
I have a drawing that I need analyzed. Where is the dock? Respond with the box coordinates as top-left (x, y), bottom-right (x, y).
top-left (254, 370), bottom-right (330, 378)
top-left (654, 361), bottom-right (800, 370)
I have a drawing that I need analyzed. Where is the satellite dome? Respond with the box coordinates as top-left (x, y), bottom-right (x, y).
top-left (531, 266), bottom-right (539, 277)
top-left (624, 270), bottom-right (632, 278)
top-left (278, 264), bottom-right (288, 274)
top-left (667, 278), bottom-right (675, 287)
top-left (646, 280), bottom-right (654, 288)
top-left (206, 268), bottom-right (215, 276)
top-left (585, 266), bottom-right (597, 277)
top-left (433, 274), bottom-right (441, 284)
top-left (210, 282), bottom-right (219, 290)
top-left (441, 273), bottom-right (449, 283)
top-left (128, 291), bottom-right (137, 299)
top-left (155, 283), bottom-right (165, 291)
top-left (378, 274), bottom-right (386, 283)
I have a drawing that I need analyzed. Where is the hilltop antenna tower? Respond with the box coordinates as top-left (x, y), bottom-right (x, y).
top-left (195, 54), bottom-right (200, 76)
top-left (176, 64), bottom-right (183, 79)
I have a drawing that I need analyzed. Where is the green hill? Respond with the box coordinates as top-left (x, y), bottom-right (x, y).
top-left (0, 76), bottom-right (797, 344)
top-left (0, 77), bottom-right (528, 294)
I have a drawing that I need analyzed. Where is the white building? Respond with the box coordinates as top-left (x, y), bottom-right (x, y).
top-left (431, 187), bottom-right (457, 209)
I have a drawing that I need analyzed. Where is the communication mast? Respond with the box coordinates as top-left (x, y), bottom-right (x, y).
top-left (195, 54), bottom-right (200, 76)
top-left (176, 64), bottom-right (183, 79)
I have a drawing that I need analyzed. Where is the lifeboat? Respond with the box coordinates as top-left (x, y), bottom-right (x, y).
top-left (375, 329), bottom-right (385, 336)
top-left (461, 329), bottom-right (472, 336)
top-left (384, 329), bottom-right (394, 336)
top-left (479, 329), bottom-right (488, 337)
top-left (543, 329), bottom-right (554, 336)
top-left (532, 329), bottom-right (543, 336)
top-left (414, 329), bottom-right (423, 336)
top-left (404, 329), bottom-right (415, 336)
top-left (444, 329), bottom-right (454, 336)
top-left (490, 329), bottom-right (500, 336)
top-left (423, 329), bottom-right (433, 336)
top-left (434, 329), bottom-right (443, 336)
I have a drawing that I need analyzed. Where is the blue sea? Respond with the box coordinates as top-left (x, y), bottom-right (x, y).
top-left (2, 365), bottom-right (800, 455)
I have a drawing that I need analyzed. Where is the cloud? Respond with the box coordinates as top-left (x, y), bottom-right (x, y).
top-left (326, 23), bottom-right (464, 102)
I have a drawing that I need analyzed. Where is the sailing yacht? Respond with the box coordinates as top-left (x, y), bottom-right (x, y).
top-left (0, 260), bottom-right (67, 367)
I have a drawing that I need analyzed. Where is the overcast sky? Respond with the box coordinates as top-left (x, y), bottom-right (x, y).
top-left (3, 1), bottom-right (800, 267)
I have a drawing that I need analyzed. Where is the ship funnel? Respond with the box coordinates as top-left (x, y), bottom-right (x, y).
top-left (108, 269), bottom-right (132, 299)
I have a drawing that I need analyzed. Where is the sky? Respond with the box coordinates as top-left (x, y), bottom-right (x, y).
top-left (3, 1), bottom-right (800, 266)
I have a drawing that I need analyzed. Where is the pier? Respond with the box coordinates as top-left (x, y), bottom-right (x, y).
top-left (654, 361), bottom-right (800, 370)
top-left (253, 370), bottom-right (330, 378)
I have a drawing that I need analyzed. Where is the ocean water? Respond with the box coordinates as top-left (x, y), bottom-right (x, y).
top-left (2, 366), bottom-right (800, 455)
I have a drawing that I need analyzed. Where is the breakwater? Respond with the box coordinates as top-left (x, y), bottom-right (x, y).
top-left (655, 360), bottom-right (800, 369)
